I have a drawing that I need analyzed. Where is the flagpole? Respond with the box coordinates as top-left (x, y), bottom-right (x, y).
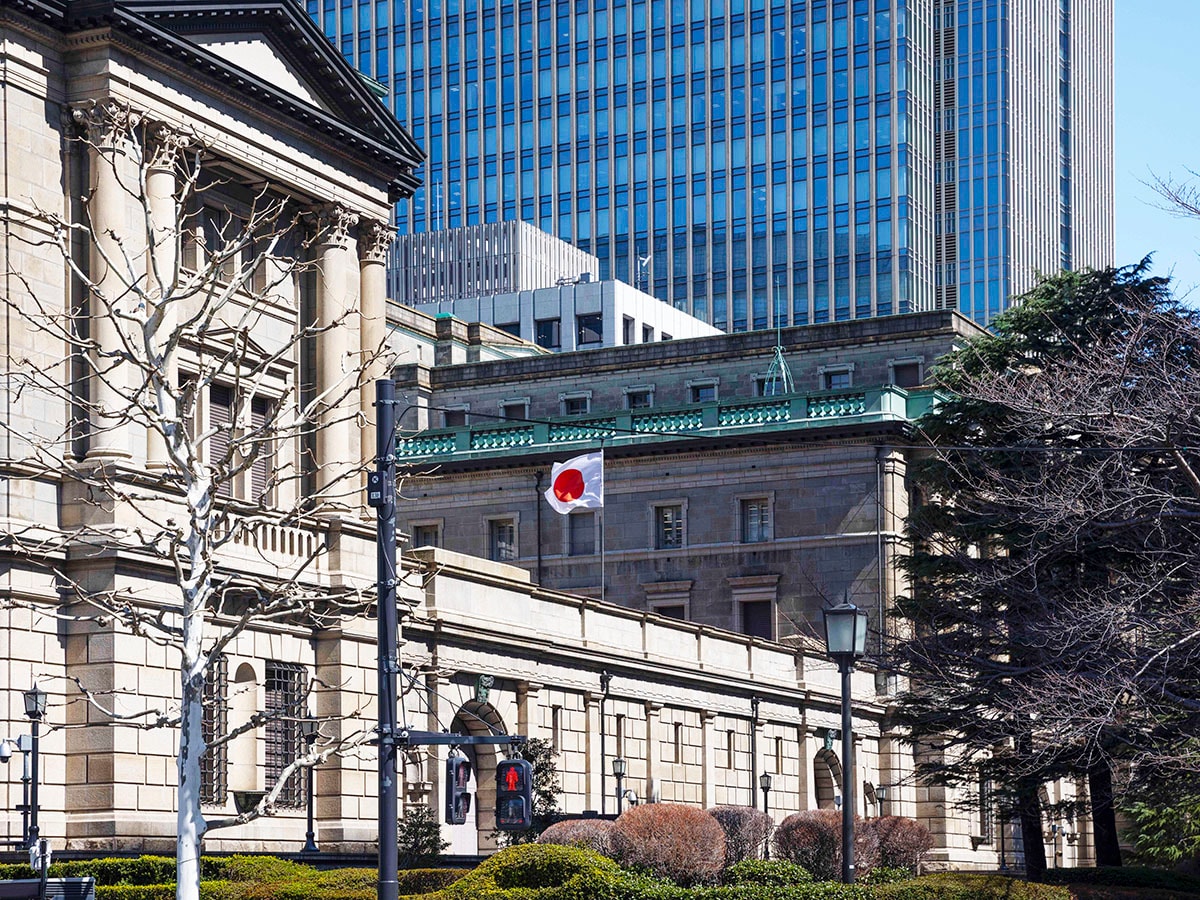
top-left (599, 443), bottom-right (606, 605)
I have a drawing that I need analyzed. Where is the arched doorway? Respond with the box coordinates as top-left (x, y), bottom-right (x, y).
top-left (446, 700), bottom-right (509, 854)
top-left (813, 748), bottom-right (842, 810)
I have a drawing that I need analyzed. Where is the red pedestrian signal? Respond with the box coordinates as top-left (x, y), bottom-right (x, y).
top-left (495, 758), bottom-right (533, 831)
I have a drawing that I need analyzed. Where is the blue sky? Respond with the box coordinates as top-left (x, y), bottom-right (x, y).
top-left (1115, 0), bottom-right (1200, 302)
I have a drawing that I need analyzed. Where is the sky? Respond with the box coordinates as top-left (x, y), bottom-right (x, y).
top-left (1115, 0), bottom-right (1200, 302)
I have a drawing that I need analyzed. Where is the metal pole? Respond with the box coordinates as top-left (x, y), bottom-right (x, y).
top-left (20, 739), bottom-right (31, 847)
top-left (599, 671), bottom-right (611, 815)
top-left (534, 471), bottom-right (544, 584)
top-left (302, 745), bottom-right (319, 853)
top-left (750, 696), bottom-right (759, 810)
top-left (615, 771), bottom-right (624, 814)
top-left (28, 718), bottom-right (39, 849)
top-left (840, 661), bottom-right (855, 884)
top-left (375, 379), bottom-right (399, 900)
top-left (762, 787), bottom-right (770, 859)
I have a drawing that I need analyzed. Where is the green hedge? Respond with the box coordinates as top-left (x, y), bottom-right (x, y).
top-left (871, 873), bottom-right (1069, 900)
top-left (1041, 866), bottom-right (1200, 895)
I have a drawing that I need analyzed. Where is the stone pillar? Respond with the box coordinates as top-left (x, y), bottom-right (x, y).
top-left (310, 203), bottom-right (361, 512)
top-left (73, 101), bottom-right (144, 461)
top-left (517, 681), bottom-right (544, 742)
top-left (644, 701), bottom-right (662, 804)
top-left (584, 691), bottom-right (601, 811)
top-left (143, 122), bottom-right (190, 470)
top-left (700, 709), bottom-right (717, 808)
top-left (358, 220), bottom-right (393, 467)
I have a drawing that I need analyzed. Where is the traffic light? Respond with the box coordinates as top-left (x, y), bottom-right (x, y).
top-left (495, 758), bottom-right (533, 831)
top-left (445, 754), bottom-right (472, 825)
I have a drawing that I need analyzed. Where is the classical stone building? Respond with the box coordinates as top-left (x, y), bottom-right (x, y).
top-left (0, 0), bottom-right (1090, 875)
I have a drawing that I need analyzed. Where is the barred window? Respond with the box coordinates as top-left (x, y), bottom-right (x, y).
top-left (200, 655), bottom-right (228, 806)
top-left (265, 660), bottom-right (307, 808)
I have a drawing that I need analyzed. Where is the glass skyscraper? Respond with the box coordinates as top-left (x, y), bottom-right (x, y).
top-left (311, 0), bottom-right (1112, 329)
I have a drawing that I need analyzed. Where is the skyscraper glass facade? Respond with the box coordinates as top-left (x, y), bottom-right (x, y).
top-left (312, 0), bottom-right (1112, 329)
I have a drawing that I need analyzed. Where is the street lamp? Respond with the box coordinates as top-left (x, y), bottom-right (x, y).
top-left (822, 603), bottom-right (868, 884)
top-left (876, 785), bottom-right (888, 817)
top-left (23, 684), bottom-right (47, 849)
top-left (759, 772), bottom-right (773, 859)
top-left (612, 757), bottom-right (627, 814)
top-left (299, 716), bottom-right (319, 854)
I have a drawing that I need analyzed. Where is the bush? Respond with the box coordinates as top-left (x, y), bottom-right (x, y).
top-left (871, 817), bottom-right (934, 874)
top-left (611, 803), bottom-right (726, 887)
top-left (399, 805), bottom-right (450, 868)
top-left (709, 806), bottom-right (774, 867)
top-left (872, 873), bottom-right (1069, 899)
top-left (440, 843), bottom-right (622, 898)
top-left (216, 856), bottom-right (315, 883)
top-left (723, 858), bottom-right (814, 887)
top-left (859, 866), bottom-right (913, 886)
top-left (773, 810), bottom-right (879, 882)
top-left (538, 818), bottom-right (616, 857)
top-left (1041, 866), bottom-right (1200, 894)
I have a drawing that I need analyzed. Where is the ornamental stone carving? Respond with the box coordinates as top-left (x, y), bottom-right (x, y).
top-left (358, 219), bottom-right (393, 263)
top-left (311, 203), bottom-right (360, 248)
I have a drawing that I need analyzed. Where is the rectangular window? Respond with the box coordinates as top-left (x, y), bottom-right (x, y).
top-left (562, 395), bottom-right (590, 416)
top-left (822, 368), bottom-right (853, 390)
top-left (642, 324), bottom-right (655, 342)
top-left (576, 313), bottom-right (604, 345)
top-left (741, 498), bottom-right (771, 543)
top-left (654, 604), bottom-right (686, 620)
top-left (411, 523), bottom-right (441, 547)
top-left (489, 518), bottom-right (517, 561)
top-left (496, 321), bottom-right (522, 338)
top-left (615, 714), bottom-right (626, 758)
top-left (443, 407), bottom-right (468, 427)
top-left (891, 361), bottom-right (922, 388)
top-left (551, 706), bottom-right (563, 752)
top-left (200, 655), bottom-right (228, 806)
top-left (535, 317), bottom-right (562, 349)
top-left (568, 511), bottom-right (596, 555)
top-left (690, 381), bottom-right (718, 403)
top-left (655, 504), bottom-right (684, 549)
top-left (249, 396), bottom-right (272, 503)
top-left (661, 332), bottom-right (673, 341)
top-left (265, 660), bottom-right (306, 809)
top-left (979, 777), bottom-right (994, 842)
top-left (726, 729), bottom-right (736, 768)
top-left (756, 376), bottom-right (786, 396)
top-left (501, 401), bottom-right (529, 420)
top-left (623, 315), bottom-right (635, 345)
top-left (673, 722), bottom-right (684, 764)
top-left (210, 385), bottom-right (233, 499)
top-left (741, 600), bottom-right (774, 640)
top-left (626, 388), bottom-right (654, 409)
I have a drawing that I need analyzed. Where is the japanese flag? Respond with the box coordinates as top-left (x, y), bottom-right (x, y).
top-left (544, 451), bottom-right (604, 514)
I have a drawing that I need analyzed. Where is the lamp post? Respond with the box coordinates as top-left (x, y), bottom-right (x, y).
top-left (23, 684), bottom-right (47, 849)
top-left (759, 772), bottom-right (773, 859)
top-left (876, 785), bottom-right (888, 817)
top-left (822, 603), bottom-right (868, 884)
top-left (612, 757), bottom-right (626, 814)
top-left (299, 716), bottom-right (319, 854)
top-left (599, 671), bottom-right (612, 815)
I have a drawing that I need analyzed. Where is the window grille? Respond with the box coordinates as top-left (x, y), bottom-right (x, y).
top-left (265, 660), bottom-right (307, 808)
top-left (200, 655), bottom-right (228, 806)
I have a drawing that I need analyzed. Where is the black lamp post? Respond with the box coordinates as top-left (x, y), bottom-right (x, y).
top-left (599, 671), bottom-right (612, 815)
top-left (759, 772), bottom-right (773, 859)
top-left (299, 716), bottom-right (319, 854)
top-left (612, 757), bottom-right (626, 814)
top-left (876, 785), bottom-right (888, 817)
top-left (822, 603), bottom-right (868, 884)
top-left (22, 684), bottom-right (47, 849)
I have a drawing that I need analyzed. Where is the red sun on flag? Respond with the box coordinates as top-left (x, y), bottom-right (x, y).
top-left (552, 468), bottom-right (585, 502)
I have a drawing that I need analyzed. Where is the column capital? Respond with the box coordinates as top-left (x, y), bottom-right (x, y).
top-left (310, 203), bottom-right (360, 248)
top-left (145, 120), bottom-right (196, 171)
top-left (69, 98), bottom-right (142, 145)
top-left (359, 219), bottom-right (394, 263)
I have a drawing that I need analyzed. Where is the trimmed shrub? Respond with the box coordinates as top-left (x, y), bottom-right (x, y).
top-left (871, 818), bottom-right (934, 874)
top-left (872, 872), bottom-right (1069, 899)
top-left (1041, 866), bottom-right (1200, 894)
top-left (860, 866), bottom-right (913, 886)
top-left (709, 805), bottom-right (774, 867)
top-left (538, 818), bottom-right (616, 857)
top-left (723, 858), bottom-right (814, 887)
top-left (216, 856), bottom-right (315, 883)
top-left (773, 810), bottom-right (879, 882)
top-left (611, 803), bottom-right (726, 887)
top-left (94, 887), bottom-right (178, 900)
top-left (395, 869), bottom-right (467, 894)
top-left (440, 843), bottom-right (622, 898)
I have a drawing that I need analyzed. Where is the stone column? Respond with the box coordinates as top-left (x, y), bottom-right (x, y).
top-left (310, 203), bottom-right (361, 512)
top-left (643, 701), bottom-right (662, 804)
top-left (143, 122), bottom-right (191, 470)
top-left (73, 101), bottom-right (144, 461)
top-left (517, 681), bottom-right (544, 742)
top-left (358, 220), bottom-right (393, 466)
top-left (700, 709), bottom-right (717, 808)
top-left (584, 691), bottom-right (601, 811)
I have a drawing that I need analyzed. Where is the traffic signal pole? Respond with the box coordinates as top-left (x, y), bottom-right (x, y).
top-left (370, 379), bottom-right (400, 900)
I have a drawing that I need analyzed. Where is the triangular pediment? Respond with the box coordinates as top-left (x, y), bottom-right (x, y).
top-left (190, 31), bottom-right (334, 114)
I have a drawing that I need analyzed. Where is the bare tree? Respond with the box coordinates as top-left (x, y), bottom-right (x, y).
top-left (2, 100), bottom-right (390, 900)
top-left (893, 262), bottom-right (1200, 875)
